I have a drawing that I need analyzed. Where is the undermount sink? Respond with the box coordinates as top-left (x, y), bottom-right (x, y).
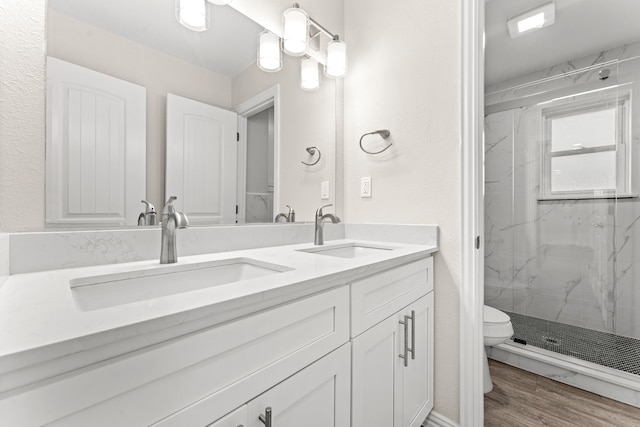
top-left (297, 242), bottom-right (396, 259)
top-left (70, 258), bottom-right (292, 311)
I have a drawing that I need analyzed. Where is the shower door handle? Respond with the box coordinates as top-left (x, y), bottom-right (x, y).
top-left (399, 314), bottom-right (409, 367)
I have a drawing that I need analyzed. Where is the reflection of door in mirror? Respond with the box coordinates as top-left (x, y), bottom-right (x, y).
top-left (46, 57), bottom-right (146, 228)
top-left (245, 107), bottom-right (275, 223)
top-left (165, 94), bottom-right (238, 225)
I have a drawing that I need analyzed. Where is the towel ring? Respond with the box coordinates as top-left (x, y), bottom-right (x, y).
top-left (359, 129), bottom-right (392, 154)
top-left (301, 146), bottom-right (321, 166)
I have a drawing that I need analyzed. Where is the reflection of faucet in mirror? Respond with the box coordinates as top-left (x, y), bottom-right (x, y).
top-left (314, 204), bottom-right (340, 245)
top-left (160, 196), bottom-right (189, 264)
top-left (138, 200), bottom-right (157, 226)
top-left (275, 205), bottom-right (296, 223)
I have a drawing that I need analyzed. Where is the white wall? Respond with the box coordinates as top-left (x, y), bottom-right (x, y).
top-left (0, 0), bottom-right (46, 232)
top-left (344, 0), bottom-right (461, 421)
top-left (47, 10), bottom-right (233, 212)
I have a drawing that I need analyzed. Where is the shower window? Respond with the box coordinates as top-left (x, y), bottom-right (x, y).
top-left (540, 87), bottom-right (631, 199)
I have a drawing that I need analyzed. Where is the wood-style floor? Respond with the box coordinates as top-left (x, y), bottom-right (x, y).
top-left (484, 359), bottom-right (640, 426)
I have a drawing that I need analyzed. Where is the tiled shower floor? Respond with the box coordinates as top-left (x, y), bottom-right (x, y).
top-left (505, 311), bottom-right (640, 376)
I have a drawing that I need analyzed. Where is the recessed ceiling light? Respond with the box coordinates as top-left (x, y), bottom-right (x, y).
top-left (507, 1), bottom-right (555, 38)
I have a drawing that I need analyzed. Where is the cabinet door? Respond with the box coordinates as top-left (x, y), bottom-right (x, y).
top-left (246, 344), bottom-right (350, 427)
top-left (351, 311), bottom-right (402, 427)
top-left (402, 293), bottom-right (434, 427)
top-left (352, 293), bottom-right (434, 427)
top-left (207, 406), bottom-right (247, 427)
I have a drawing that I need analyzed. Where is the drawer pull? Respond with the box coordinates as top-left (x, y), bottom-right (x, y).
top-left (259, 407), bottom-right (272, 427)
top-left (399, 315), bottom-right (409, 367)
top-left (408, 310), bottom-right (416, 360)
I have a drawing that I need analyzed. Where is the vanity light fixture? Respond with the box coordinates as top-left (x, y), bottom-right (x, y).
top-left (507, 1), bottom-right (555, 38)
top-left (176, 0), bottom-right (209, 32)
top-left (258, 30), bottom-right (283, 72)
top-left (283, 4), bottom-right (309, 56)
top-left (256, 3), bottom-right (347, 90)
top-left (300, 57), bottom-right (320, 91)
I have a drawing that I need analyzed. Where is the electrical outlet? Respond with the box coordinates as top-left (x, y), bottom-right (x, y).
top-left (321, 181), bottom-right (330, 200)
top-left (361, 177), bottom-right (372, 198)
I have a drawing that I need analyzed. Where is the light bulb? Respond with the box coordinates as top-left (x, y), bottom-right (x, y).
top-left (177, 0), bottom-right (208, 32)
top-left (258, 30), bottom-right (282, 72)
top-left (300, 57), bottom-right (320, 91)
top-left (283, 7), bottom-right (309, 56)
top-left (325, 36), bottom-right (347, 78)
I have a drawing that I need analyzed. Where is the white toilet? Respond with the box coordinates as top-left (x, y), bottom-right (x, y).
top-left (483, 305), bottom-right (513, 393)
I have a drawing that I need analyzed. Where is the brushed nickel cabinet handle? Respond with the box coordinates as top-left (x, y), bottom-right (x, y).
top-left (258, 407), bottom-right (272, 427)
top-left (408, 310), bottom-right (416, 360)
top-left (399, 314), bottom-right (409, 367)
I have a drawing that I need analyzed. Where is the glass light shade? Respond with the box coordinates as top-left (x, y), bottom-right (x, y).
top-left (176, 0), bottom-right (209, 32)
top-left (207, 0), bottom-right (233, 4)
top-left (258, 30), bottom-right (282, 72)
top-left (300, 57), bottom-right (320, 91)
top-left (282, 7), bottom-right (309, 56)
top-left (325, 38), bottom-right (347, 78)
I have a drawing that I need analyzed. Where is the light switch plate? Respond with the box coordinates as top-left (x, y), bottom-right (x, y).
top-left (321, 181), bottom-right (330, 200)
top-left (361, 177), bottom-right (372, 198)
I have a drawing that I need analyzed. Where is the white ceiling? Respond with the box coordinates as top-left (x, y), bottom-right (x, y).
top-left (48, 0), bottom-right (263, 77)
top-left (485, 0), bottom-right (640, 85)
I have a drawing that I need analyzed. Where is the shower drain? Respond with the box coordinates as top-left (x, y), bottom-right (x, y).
top-left (543, 335), bottom-right (561, 346)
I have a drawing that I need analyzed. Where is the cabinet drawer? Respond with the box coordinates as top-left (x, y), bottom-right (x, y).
top-left (0, 286), bottom-right (349, 427)
top-left (351, 257), bottom-right (432, 337)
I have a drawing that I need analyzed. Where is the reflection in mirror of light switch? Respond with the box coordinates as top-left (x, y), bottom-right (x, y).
top-left (321, 181), bottom-right (330, 200)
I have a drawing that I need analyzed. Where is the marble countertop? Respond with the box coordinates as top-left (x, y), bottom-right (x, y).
top-left (0, 238), bottom-right (437, 386)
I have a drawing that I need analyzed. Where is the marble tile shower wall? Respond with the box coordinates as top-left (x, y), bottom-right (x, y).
top-left (485, 42), bottom-right (640, 339)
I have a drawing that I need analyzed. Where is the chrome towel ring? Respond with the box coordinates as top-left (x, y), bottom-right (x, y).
top-left (359, 129), bottom-right (392, 154)
top-left (301, 146), bottom-right (321, 166)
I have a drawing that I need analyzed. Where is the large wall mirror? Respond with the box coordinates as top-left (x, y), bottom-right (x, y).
top-left (46, 0), bottom-right (338, 229)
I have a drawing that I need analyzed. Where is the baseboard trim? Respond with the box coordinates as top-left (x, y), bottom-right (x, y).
top-left (423, 411), bottom-right (460, 427)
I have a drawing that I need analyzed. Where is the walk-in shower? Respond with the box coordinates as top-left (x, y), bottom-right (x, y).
top-left (484, 38), bottom-right (640, 402)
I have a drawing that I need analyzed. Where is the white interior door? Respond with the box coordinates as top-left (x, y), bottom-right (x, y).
top-left (46, 57), bottom-right (146, 227)
top-left (166, 94), bottom-right (237, 224)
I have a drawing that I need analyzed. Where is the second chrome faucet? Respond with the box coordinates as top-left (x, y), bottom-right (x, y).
top-left (314, 204), bottom-right (340, 245)
top-left (160, 196), bottom-right (189, 264)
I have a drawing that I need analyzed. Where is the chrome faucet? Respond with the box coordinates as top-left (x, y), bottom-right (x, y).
top-left (275, 205), bottom-right (296, 223)
top-left (314, 204), bottom-right (340, 245)
top-left (160, 196), bottom-right (189, 264)
top-left (138, 200), bottom-right (157, 226)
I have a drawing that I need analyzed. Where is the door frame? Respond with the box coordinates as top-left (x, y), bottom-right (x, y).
top-left (460, 0), bottom-right (485, 425)
top-left (234, 85), bottom-right (280, 224)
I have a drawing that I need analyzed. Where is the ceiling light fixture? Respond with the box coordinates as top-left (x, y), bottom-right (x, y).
top-left (176, 0), bottom-right (209, 32)
top-left (507, 1), bottom-right (555, 39)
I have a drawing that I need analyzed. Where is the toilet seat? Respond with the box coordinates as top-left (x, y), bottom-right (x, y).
top-left (483, 305), bottom-right (513, 340)
top-left (483, 305), bottom-right (514, 392)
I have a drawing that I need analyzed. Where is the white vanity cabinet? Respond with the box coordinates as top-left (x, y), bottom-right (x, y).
top-left (0, 287), bottom-right (350, 426)
top-left (351, 258), bottom-right (434, 427)
top-left (1, 250), bottom-right (436, 427)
